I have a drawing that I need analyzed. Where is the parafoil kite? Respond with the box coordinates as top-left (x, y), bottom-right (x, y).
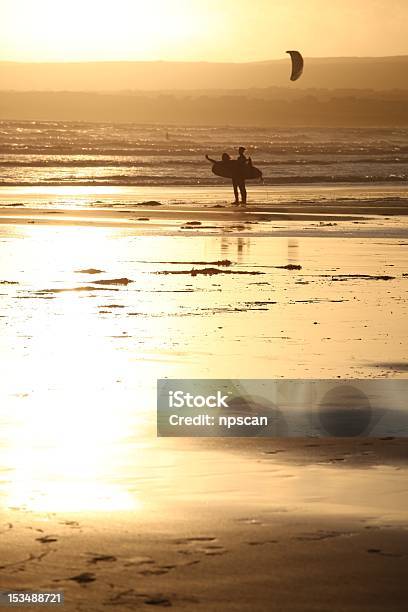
top-left (286, 50), bottom-right (304, 81)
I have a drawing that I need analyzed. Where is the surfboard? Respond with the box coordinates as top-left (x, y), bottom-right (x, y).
top-left (211, 160), bottom-right (262, 180)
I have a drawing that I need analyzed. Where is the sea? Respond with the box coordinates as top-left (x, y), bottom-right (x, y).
top-left (1, 122), bottom-right (407, 187)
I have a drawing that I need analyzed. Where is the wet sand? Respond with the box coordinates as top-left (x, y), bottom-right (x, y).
top-left (1, 440), bottom-right (408, 611)
top-left (1, 187), bottom-right (408, 610)
top-left (1, 229), bottom-right (407, 379)
top-left (1, 183), bottom-right (408, 238)
top-left (1, 197), bottom-right (408, 239)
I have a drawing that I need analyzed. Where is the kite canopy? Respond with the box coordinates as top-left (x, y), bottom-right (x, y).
top-left (286, 50), bottom-right (304, 81)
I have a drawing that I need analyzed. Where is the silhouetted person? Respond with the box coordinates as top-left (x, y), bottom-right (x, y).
top-left (206, 153), bottom-right (231, 164)
top-left (232, 175), bottom-right (246, 206)
top-left (206, 152), bottom-right (247, 206)
top-left (234, 146), bottom-right (249, 206)
top-left (237, 146), bottom-right (248, 164)
top-left (206, 153), bottom-right (234, 203)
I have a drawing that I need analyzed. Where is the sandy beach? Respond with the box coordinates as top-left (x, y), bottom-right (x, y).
top-left (1, 183), bottom-right (407, 610)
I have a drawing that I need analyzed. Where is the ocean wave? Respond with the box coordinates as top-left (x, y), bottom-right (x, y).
top-left (2, 144), bottom-right (408, 156)
top-left (0, 157), bottom-right (407, 169)
top-left (1, 174), bottom-right (406, 187)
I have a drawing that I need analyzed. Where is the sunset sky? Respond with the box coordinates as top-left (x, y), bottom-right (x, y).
top-left (1, 0), bottom-right (407, 63)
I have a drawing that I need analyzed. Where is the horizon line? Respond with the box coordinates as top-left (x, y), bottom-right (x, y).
top-left (1, 54), bottom-right (408, 65)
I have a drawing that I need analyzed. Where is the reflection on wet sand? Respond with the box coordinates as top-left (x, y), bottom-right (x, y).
top-left (0, 226), bottom-right (407, 510)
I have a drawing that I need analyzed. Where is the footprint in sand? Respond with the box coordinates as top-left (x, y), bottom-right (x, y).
top-left (174, 536), bottom-right (217, 544)
top-left (60, 519), bottom-right (80, 529)
top-left (235, 517), bottom-right (263, 525)
top-left (105, 590), bottom-right (198, 608)
top-left (199, 545), bottom-right (226, 556)
top-left (367, 548), bottom-right (404, 558)
top-left (123, 555), bottom-right (156, 568)
top-left (174, 536), bottom-right (227, 557)
top-left (68, 572), bottom-right (96, 584)
top-left (246, 540), bottom-right (279, 546)
top-left (268, 507), bottom-right (290, 513)
top-left (86, 553), bottom-right (117, 565)
top-left (36, 535), bottom-right (58, 544)
top-left (295, 530), bottom-right (355, 541)
top-left (125, 555), bottom-right (196, 575)
top-left (139, 566), bottom-right (175, 576)
top-left (143, 596), bottom-right (172, 607)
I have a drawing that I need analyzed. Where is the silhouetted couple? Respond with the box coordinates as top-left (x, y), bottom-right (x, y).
top-left (206, 146), bottom-right (252, 207)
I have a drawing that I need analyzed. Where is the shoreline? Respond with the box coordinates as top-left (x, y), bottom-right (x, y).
top-left (1, 183), bottom-right (407, 237)
top-left (1, 203), bottom-right (408, 237)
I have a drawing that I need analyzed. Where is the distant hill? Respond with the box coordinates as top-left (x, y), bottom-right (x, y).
top-left (1, 56), bottom-right (408, 91)
top-left (1, 90), bottom-right (408, 126)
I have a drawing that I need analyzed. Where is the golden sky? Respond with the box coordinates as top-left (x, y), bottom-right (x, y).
top-left (1, 0), bottom-right (407, 63)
